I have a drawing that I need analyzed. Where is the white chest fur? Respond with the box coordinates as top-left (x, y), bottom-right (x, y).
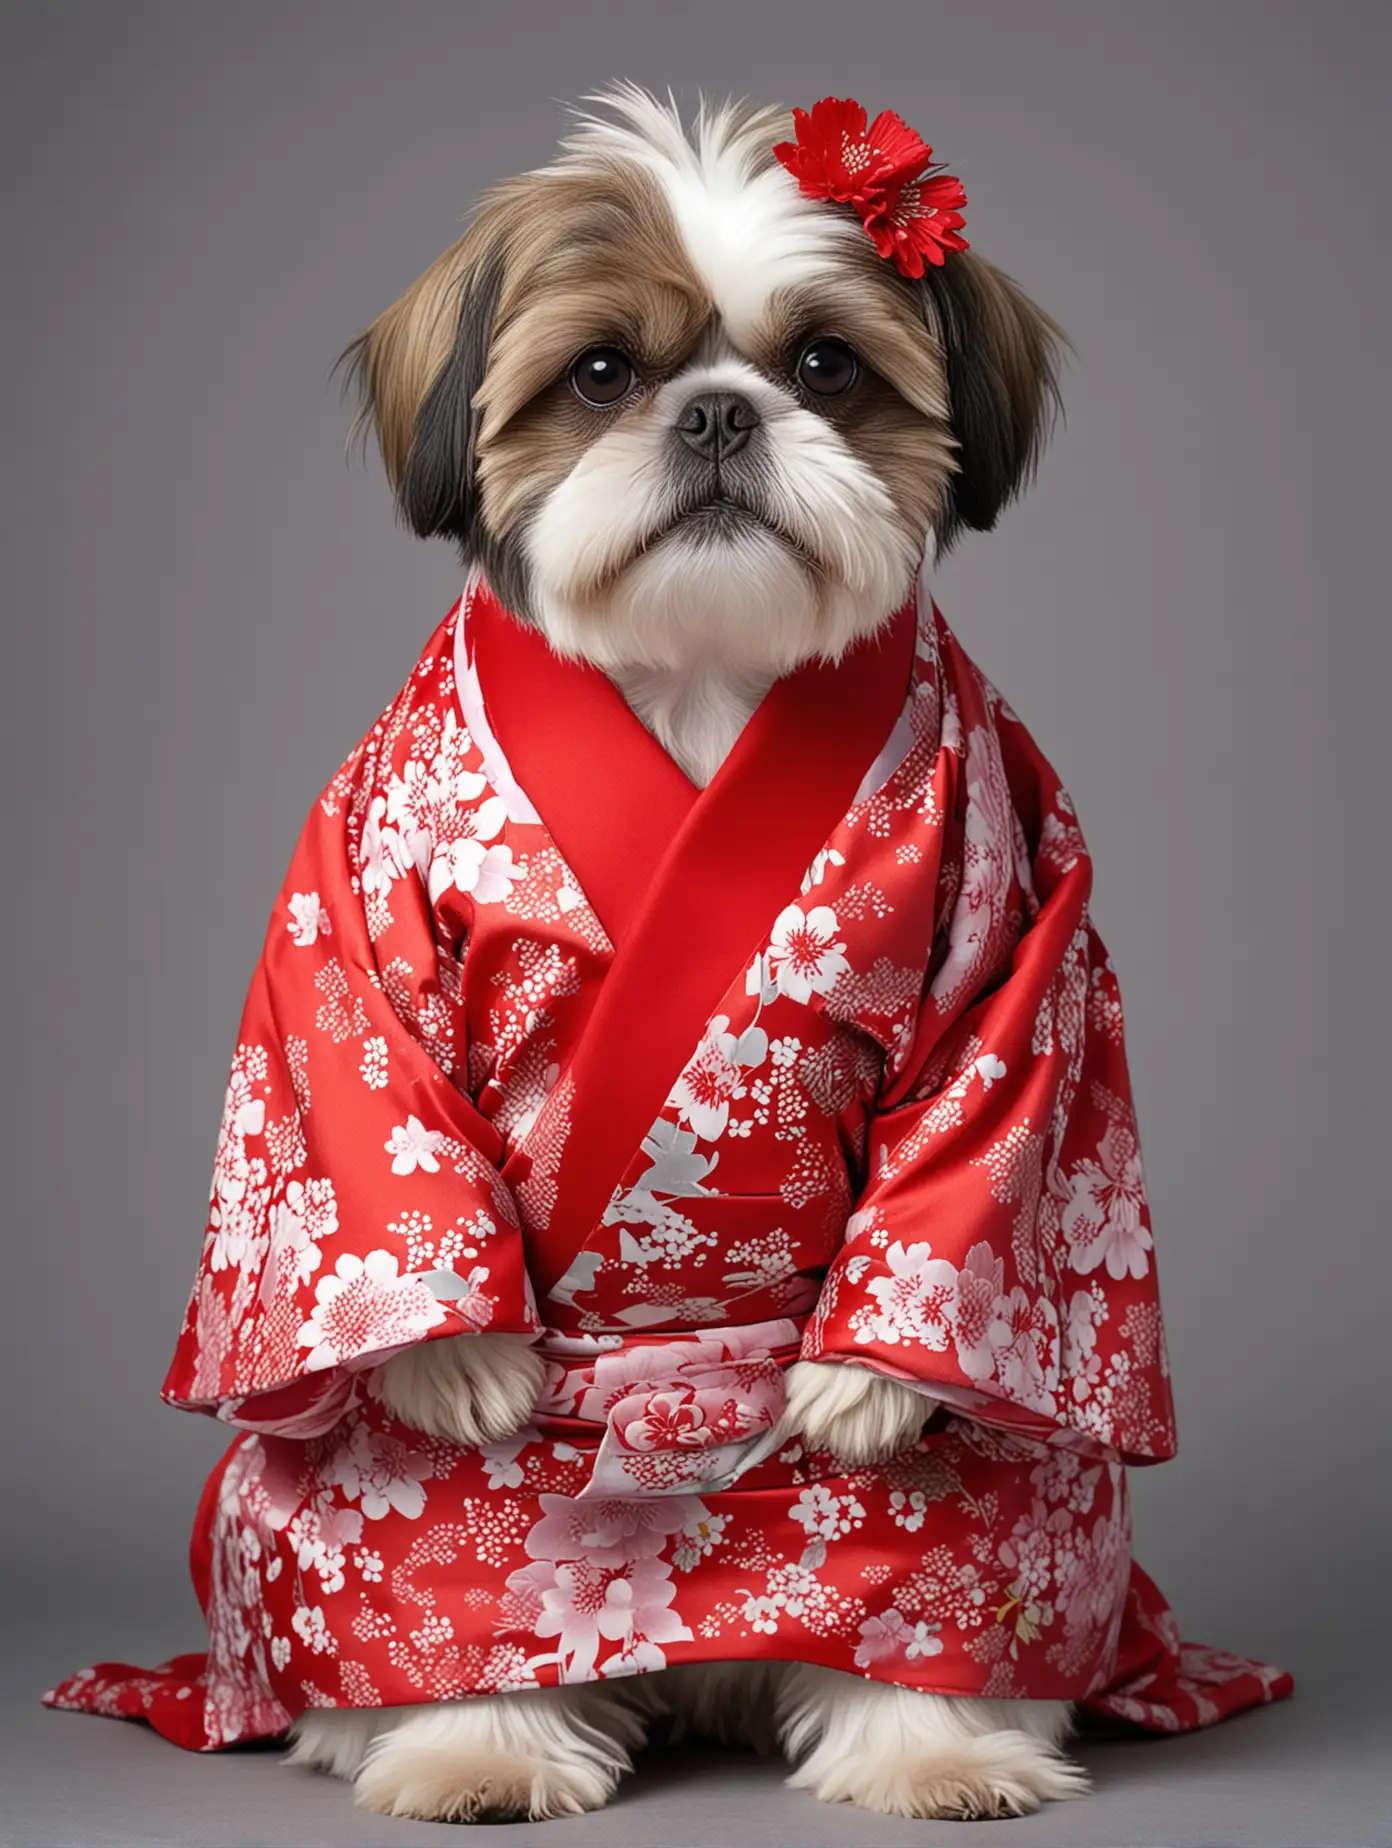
top-left (610, 656), bottom-right (778, 788)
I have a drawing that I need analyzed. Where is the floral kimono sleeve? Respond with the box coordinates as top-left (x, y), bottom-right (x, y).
top-left (162, 617), bottom-right (538, 1437)
top-left (802, 676), bottom-right (1178, 1466)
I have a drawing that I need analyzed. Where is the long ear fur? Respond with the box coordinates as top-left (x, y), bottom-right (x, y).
top-left (916, 252), bottom-right (1064, 544)
top-left (340, 200), bottom-right (511, 549)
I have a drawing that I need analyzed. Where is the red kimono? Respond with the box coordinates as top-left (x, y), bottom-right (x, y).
top-left (47, 574), bottom-right (1291, 1749)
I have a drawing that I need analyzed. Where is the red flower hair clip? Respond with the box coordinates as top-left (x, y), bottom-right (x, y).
top-left (773, 96), bottom-right (968, 278)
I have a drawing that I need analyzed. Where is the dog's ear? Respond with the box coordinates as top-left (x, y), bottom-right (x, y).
top-left (341, 204), bottom-right (510, 548)
top-left (915, 252), bottom-right (1064, 544)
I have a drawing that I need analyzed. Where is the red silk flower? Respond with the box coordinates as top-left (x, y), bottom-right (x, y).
top-left (773, 96), bottom-right (969, 278)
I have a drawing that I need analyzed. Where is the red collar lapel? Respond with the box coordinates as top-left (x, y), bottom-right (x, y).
top-left (468, 586), bottom-right (697, 946)
top-left (466, 583), bottom-right (919, 1300)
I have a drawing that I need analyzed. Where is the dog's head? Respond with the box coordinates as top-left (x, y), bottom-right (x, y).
top-left (346, 88), bottom-right (1062, 674)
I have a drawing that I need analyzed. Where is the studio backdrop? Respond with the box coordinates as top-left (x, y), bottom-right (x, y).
top-left (4, 0), bottom-right (1388, 1733)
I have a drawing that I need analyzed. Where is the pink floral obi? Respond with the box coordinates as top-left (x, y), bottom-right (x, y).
top-left (534, 1318), bottom-right (802, 1498)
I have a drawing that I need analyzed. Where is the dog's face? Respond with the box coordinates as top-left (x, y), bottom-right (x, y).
top-left (349, 89), bottom-right (1061, 674)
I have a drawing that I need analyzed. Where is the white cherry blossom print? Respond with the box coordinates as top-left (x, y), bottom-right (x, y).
top-left (330, 1420), bottom-right (435, 1521)
top-left (436, 1263), bottom-right (499, 1329)
top-left (745, 949), bottom-right (779, 1006)
top-left (953, 1240), bottom-right (1004, 1381)
top-left (739, 1593), bottom-right (778, 1634)
top-left (1055, 1507), bottom-right (1130, 1639)
top-left (525, 1494), bottom-right (703, 1567)
top-left (790, 1484), bottom-right (865, 1542)
top-left (532, 1556), bottom-right (690, 1681)
top-left (801, 846), bottom-right (846, 894)
top-left (384, 761), bottom-right (451, 871)
top-left (1061, 1289), bottom-right (1107, 1404)
top-left (286, 1498), bottom-right (362, 1586)
top-left (385, 720), bottom-right (492, 874)
top-left (263, 1177), bottom-right (339, 1299)
top-left (207, 1172), bottom-right (268, 1279)
top-left (854, 1606), bottom-right (915, 1667)
top-left (468, 842), bottom-right (526, 904)
top-left (667, 1016), bottom-right (769, 1141)
top-left (672, 1510), bottom-right (729, 1572)
top-left (988, 1288), bottom-right (1060, 1413)
top-left (859, 1240), bottom-right (959, 1350)
top-left (385, 1116), bottom-right (444, 1176)
top-left (1063, 1118), bottom-right (1153, 1280)
top-left (478, 1436), bottom-right (527, 1492)
top-left (616, 1389), bottom-right (714, 1451)
top-left (285, 892), bottom-right (331, 948)
top-left (312, 961), bottom-right (369, 1044)
top-left (290, 1605), bottom-right (332, 1656)
top-left (766, 903), bottom-right (850, 1003)
top-left (359, 796), bottom-right (408, 898)
top-left (426, 795), bottom-right (519, 905)
top-left (624, 1121), bottom-right (719, 1200)
top-left (296, 1250), bottom-right (445, 1371)
top-left (906, 1619), bottom-right (944, 1660)
top-left (206, 1049), bottom-right (269, 1274)
top-left (359, 1036), bottom-right (388, 1090)
top-left (930, 723), bottom-right (1017, 1012)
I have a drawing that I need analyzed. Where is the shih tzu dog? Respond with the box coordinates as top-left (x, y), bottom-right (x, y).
top-left (289, 86), bottom-right (1069, 1822)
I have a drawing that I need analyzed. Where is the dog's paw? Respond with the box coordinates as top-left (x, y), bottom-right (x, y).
top-left (292, 1685), bottom-right (646, 1820)
top-left (781, 1360), bottom-right (931, 1466)
top-left (375, 1331), bottom-right (544, 1446)
top-left (354, 1746), bottom-right (613, 1822)
top-left (794, 1733), bottom-right (1090, 1819)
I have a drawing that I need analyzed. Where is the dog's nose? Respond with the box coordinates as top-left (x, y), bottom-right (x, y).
top-left (676, 391), bottom-right (760, 463)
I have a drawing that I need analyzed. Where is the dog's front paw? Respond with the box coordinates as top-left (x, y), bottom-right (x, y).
top-left (793, 1735), bottom-right (1089, 1820)
top-left (781, 1360), bottom-right (932, 1466)
top-left (375, 1332), bottom-right (544, 1446)
top-left (354, 1746), bottom-right (611, 1822)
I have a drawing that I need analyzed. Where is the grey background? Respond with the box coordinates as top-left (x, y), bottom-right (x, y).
top-left (4, 2), bottom-right (1389, 1843)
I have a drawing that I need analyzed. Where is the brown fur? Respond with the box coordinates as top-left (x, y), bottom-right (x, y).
top-left (940, 253), bottom-right (1064, 474)
top-left (913, 250), bottom-right (1064, 539)
top-left (341, 197), bottom-right (504, 493)
top-left (756, 261), bottom-right (959, 550)
top-left (477, 168), bottom-right (712, 537)
top-left (341, 100), bottom-right (1062, 578)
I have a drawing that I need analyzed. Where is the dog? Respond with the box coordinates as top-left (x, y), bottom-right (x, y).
top-left (287, 86), bottom-right (1078, 1822)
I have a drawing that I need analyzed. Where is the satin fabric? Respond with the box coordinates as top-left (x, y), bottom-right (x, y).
top-left (45, 574), bottom-right (1291, 1747)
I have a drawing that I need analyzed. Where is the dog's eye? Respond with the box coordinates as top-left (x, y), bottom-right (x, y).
top-left (570, 347), bottom-right (636, 407)
top-left (796, 338), bottom-right (859, 397)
